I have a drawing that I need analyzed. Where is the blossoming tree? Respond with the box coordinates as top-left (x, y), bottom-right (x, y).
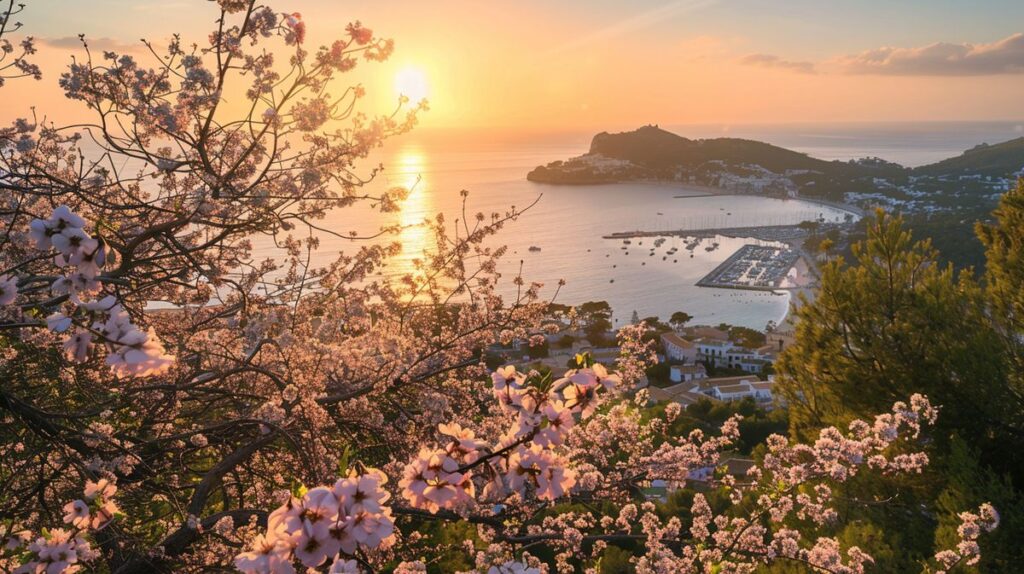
top-left (0, 1), bottom-right (998, 573)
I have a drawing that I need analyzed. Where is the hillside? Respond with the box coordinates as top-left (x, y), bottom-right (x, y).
top-left (915, 137), bottom-right (1024, 178)
top-left (527, 125), bottom-right (905, 196)
top-left (588, 125), bottom-right (841, 173)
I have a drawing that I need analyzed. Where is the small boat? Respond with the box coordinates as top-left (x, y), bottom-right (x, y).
top-left (528, 246), bottom-right (541, 252)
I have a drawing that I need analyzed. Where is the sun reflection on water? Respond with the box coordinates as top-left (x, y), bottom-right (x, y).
top-left (392, 149), bottom-right (434, 277)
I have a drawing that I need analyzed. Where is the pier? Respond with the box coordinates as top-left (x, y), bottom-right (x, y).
top-left (603, 222), bottom-right (847, 244)
top-left (696, 244), bottom-right (800, 291)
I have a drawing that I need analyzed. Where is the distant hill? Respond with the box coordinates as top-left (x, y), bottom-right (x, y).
top-left (527, 125), bottom-right (905, 192)
top-left (915, 137), bottom-right (1024, 178)
top-left (526, 125), bottom-right (1023, 274)
top-left (588, 125), bottom-right (843, 174)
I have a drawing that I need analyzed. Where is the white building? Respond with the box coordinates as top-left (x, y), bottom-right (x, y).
top-left (661, 332), bottom-right (698, 363)
top-left (669, 363), bottom-right (708, 383)
top-left (691, 376), bottom-right (777, 407)
top-left (697, 340), bottom-right (776, 374)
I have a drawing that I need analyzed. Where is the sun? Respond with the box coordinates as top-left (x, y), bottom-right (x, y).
top-left (394, 66), bottom-right (429, 104)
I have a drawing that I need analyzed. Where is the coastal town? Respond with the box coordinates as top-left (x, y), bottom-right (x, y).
top-left (488, 310), bottom-right (789, 411)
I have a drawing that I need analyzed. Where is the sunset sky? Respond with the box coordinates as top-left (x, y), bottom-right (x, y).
top-left (7, 0), bottom-right (1024, 132)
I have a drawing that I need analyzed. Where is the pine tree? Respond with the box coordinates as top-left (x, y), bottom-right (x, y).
top-left (776, 210), bottom-right (1010, 462)
top-left (976, 178), bottom-right (1024, 408)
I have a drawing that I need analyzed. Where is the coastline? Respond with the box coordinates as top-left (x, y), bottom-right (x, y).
top-left (532, 177), bottom-right (865, 218)
top-left (587, 180), bottom-right (847, 330)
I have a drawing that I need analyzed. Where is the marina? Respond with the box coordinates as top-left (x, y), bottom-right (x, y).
top-left (602, 221), bottom-right (849, 244)
top-left (696, 245), bottom-right (801, 291)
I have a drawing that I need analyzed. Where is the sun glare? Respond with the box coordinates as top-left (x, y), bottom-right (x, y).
top-left (394, 66), bottom-right (429, 103)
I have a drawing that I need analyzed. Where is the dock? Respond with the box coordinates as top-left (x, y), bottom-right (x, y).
top-left (603, 222), bottom-right (846, 243)
top-left (696, 244), bottom-right (800, 291)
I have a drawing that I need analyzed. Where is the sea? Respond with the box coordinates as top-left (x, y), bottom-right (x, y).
top-left (260, 121), bottom-right (1024, 330)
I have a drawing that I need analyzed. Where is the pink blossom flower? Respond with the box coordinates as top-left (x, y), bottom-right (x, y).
top-left (234, 534), bottom-right (296, 574)
top-left (63, 330), bottom-right (94, 362)
top-left (46, 312), bottom-right (72, 333)
top-left (62, 500), bottom-right (90, 529)
top-left (0, 274), bottom-right (17, 305)
top-left (345, 21), bottom-right (373, 45)
top-left (328, 558), bottom-right (362, 573)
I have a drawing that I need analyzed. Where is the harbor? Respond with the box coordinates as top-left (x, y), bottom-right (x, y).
top-left (602, 221), bottom-right (848, 244)
top-left (696, 244), bottom-right (801, 291)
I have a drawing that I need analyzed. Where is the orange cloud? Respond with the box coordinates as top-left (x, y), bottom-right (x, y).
top-left (739, 53), bottom-right (816, 75)
top-left (831, 32), bottom-right (1024, 76)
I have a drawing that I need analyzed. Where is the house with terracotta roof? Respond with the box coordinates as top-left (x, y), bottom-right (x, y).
top-left (693, 375), bottom-right (776, 406)
top-left (661, 332), bottom-right (698, 363)
top-left (682, 325), bottom-right (730, 341)
top-left (669, 363), bottom-right (707, 383)
top-left (648, 381), bottom-right (720, 407)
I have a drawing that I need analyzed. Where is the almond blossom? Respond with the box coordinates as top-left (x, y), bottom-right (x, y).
top-left (3, 479), bottom-right (116, 573)
top-left (0, 273), bottom-right (16, 305)
top-left (236, 471), bottom-right (394, 573)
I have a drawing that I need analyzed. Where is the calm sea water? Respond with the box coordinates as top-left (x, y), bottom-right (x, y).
top-left (258, 121), bottom-right (1022, 329)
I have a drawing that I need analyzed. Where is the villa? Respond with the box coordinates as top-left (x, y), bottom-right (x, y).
top-left (669, 363), bottom-right (707, 383)
top-left (651, 375), bottom-right (778, 409)
top-left (661, 332), bottom-right (698, 363)
top-left (697, 340), bottom-right (777, 374)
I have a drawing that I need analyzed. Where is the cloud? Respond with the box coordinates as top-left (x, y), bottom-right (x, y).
top-left (42, 36), bottom-right (140, 52)
top-left (739, 53), bottom-right (816, 74)
top-left (833, 33), bottom-right (1024, 76)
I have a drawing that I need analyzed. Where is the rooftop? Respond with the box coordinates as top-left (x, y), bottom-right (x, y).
top-left (716, 384), bottom-right (753, 394)
top-left (671, 364), bottom-right (706, 374)
top-left (701, 375), bottom-right (760, 388)
top-left (661, 332), bottom-right (694, 348)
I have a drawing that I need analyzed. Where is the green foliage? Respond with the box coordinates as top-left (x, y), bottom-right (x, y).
top-left (645, 361), bottom-right (671, 386)
top-left (403, 519), bottom-right (479, 573)
top-left (776, 210), bottom-right (1011, 461)
top-left (976, 179), bottom-right (1024, 393)
top-left (932, 437), bottom-right (1024, 573)
top-left (526, 338), bottom-right (550, 359)
top-left (914, 138), bottom-right (1024, 178)
top-left (776, 206), bottom-right (1024, 569)
top-left (579, 300), bottom-right (614, 345)
top-left (597, 545), bottom-right (636, 574)
top-left (726, 325), bottom-right (766, 348)
top-left (670, 311), bottom-right (693, 329)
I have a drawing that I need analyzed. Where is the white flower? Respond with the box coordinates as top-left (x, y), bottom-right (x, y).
top-left (62, 500), bottom-right (91, 529)
top-left (51, 228), bottom-right (94, 258)
top-left (328, 558), bottom-right (362, 573)
top-left (83, 478), bottom-right (117, 501)
top-left (488, 560), bottom-right (541, 574)
top-left (47, 312), bottom-right (73, 333)
top-left (0, 274), bottom-right (17, 305)
top-left (234, 533), bottom-right (296, 574)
